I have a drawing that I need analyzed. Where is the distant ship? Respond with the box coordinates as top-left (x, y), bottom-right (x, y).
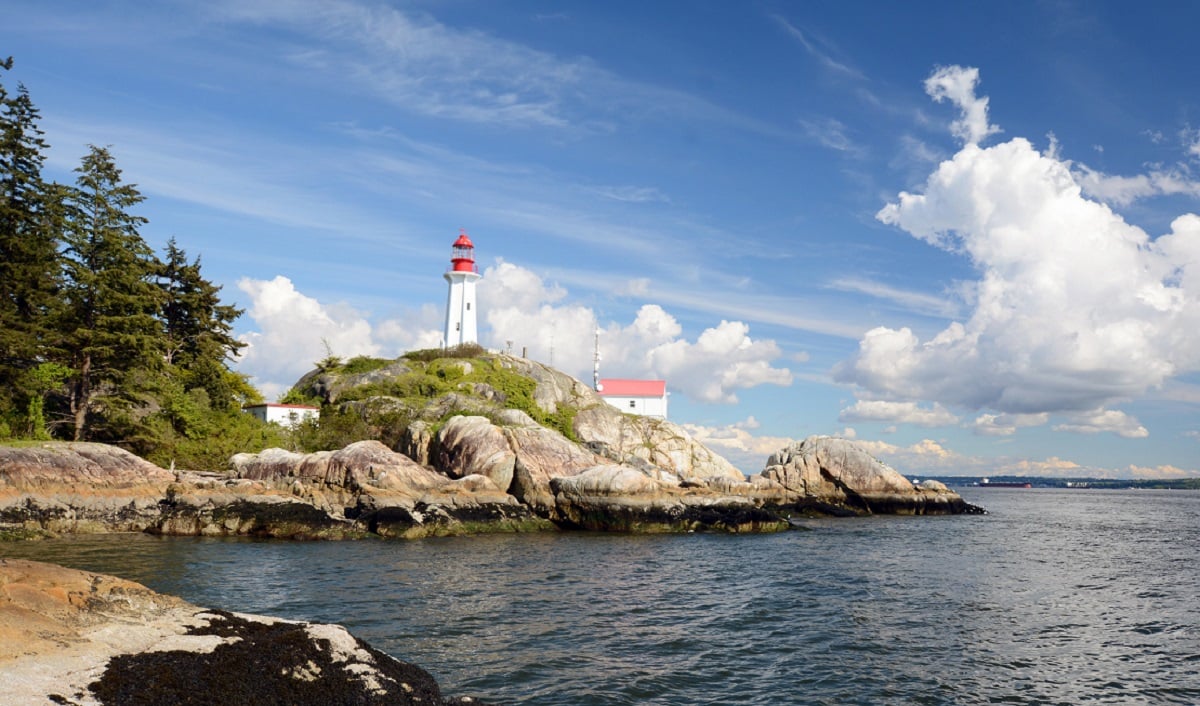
top-left (978, 477), bottom-right (1033, 488)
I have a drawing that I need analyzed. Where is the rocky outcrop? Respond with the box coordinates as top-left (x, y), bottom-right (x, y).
top-left (0, 432), bottom-right (980, 540)
top-left (0, 558), bottom-right (491, 705)
top-left (550, 466), bottom-right (789, 533)
top-left (0, 443), bottom-right (174, 534)
top-left (0, 441), bottom-right (550, 540)
top-left (572, 405), bottom-right (744, 482)
top-left (757, 435), bottom-right (979, 515)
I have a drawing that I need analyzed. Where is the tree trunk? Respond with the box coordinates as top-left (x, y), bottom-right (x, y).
top-left (72, 354), bottom-right (91, 441)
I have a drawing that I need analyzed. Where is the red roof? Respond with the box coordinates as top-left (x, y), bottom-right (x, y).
top-left (598, 379), bottom-right (666, 397)
top-left (452, 231), bottom-right (474, 248)
top-left (244, 403), bottom-right (320, 410)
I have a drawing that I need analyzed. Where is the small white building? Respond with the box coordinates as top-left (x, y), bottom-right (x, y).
top-left (243, 403), bottom-right (320, 428)
top-left (597, 379), bottom-right (669, 419)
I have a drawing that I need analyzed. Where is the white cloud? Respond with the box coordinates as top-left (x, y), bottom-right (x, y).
top-left (235, 277), bottom-right (445, 399)
top-left (772, 16), bottom-right (864, 79)
top-left (972, 412), bottom-right (1049, 436)
top-left (1183, 127), bottom-right (1200, 160)
top-left (838, 400), bottom-right (959, 427)
top-left (1074, 163), bottom-right (1200, 207)
top-left (1052, 409), bottom-right (1149, 439)
top-left (615, 278), bottom-right (651, 297)
top-left (838, 67), bottom-right (1200, 422)
top-left (923, 65), bottom-right (1001, 146)
top-left (798, 117), bottom-right (863, 155)
top-left (236, 276), bottom-right (382, 398)
top-left (827, 276), bottom-right (960, 318)
top-left (680, 417), bottom-right (794, 473)
top-left (479, 263), bottom-right (793, 404)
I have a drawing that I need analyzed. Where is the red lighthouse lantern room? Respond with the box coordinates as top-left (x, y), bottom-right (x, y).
top-left (450, 230), bottom-right (477, 273)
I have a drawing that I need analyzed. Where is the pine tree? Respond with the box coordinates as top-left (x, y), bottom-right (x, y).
top-left (157, 237), bottom-right (248, 410)
top-left (0, 57), bottom-right (61, 425)
top-left (60, 145), bottom-right (164, 440)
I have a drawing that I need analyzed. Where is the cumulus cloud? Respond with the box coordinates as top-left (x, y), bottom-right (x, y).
top-left (852, 437), bottom-right (977, 475)
top-left (836, 66), bottom-right (1200, 437)
top-left (1052, 409), bottom-right (1149, 439)
top-left (923, 65), bottom-right (1001, 146)
top-left (1074, 163), bottom-right (1200, 207)
top-left (972, 412), bottom-right (1050, 436)
top-left (1128, 464), bottom-right (1192, 479)
top-left (838, 400), bottom-right (959, 427)
top-left (236, 276), bottom-right (382, 398)
top-left (234, 277), bottom-right (446, 399)
top-left (479, 262), bottom-right (793, 403)
top-left (680, 416), bottom-right (793, 473)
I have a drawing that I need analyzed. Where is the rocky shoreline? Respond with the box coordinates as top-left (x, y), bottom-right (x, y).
top-left (0, 558), bottom-right (492, 705)
top-left (0, 434), bottom-right (980, 541)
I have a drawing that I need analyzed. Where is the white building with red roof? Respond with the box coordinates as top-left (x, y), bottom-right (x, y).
top-left (597, 378), bottom-right (669, 419)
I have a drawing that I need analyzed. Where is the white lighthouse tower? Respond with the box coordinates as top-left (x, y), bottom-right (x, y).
top-left (443, 230), bottom-right (481, 347)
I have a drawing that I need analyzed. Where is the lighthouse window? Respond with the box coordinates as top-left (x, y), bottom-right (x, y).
top-left (456, 323), bottom-right (460, 331)
top-left (629, 400), bottom-right (636, 409)
top-left (466, 303), bottom-right (471, 310)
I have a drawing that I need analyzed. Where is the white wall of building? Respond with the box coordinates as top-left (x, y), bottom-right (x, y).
top-left (601, 395), bottom-right (669, 419)
top-left (244, 404), bottom-right (319, 428)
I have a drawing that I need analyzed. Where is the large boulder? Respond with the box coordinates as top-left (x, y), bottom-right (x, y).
top-left (434, 416), bottom-right (516, 492)
top-left (758, 436), bottom-right (976, 515)
top-left (0, 558), bottom-right (492, 705)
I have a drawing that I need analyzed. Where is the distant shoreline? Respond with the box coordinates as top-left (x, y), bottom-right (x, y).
top-left (919, 476), bottom-right (1200, 490)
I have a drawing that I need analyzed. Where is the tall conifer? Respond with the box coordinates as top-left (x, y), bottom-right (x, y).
top-left (0, 57), bottom-right (60, 426)
top-left (60, 145), bottom-right (164, 440)
top-left (158, 238), bottom-right (247, 410)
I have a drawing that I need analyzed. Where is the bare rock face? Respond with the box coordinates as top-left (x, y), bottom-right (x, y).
top-left (572, 406), bottom-right (744, 482)
top-left (504, 420), bottom-right (604, 514)
top-left (759, 435), bottom-right (975, 515)
top-left (550, 466), bottom-right (789, 533)
top-left (0, 558), bottom-right (492, 706)
top-left (0, 442), bottom-right (173, 488)
top-left (434, 416), bottom-right (516, 492)
top-left (0, 443), bottom-right (175, 534)
top-left (226, 440), bottom-right (544, 538)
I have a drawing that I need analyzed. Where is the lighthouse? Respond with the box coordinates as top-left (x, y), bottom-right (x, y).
top-left (443, 230), bottom-right (481, 347)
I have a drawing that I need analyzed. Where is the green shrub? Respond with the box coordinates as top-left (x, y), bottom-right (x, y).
top-left (403, 342), bottom-right (486, 363)
top-left (338, 356), bottom-right (393, 375)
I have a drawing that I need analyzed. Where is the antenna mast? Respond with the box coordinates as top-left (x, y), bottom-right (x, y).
top-left (593, 328), bottom-right (603, 391)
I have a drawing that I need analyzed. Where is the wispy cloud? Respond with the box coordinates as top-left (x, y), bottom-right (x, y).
top-left (827, 276), bottom-right (960, 318)
top-left (798, 117), bottom-right (865, 157)
top-left (772, 16), bottom-right (864, 80)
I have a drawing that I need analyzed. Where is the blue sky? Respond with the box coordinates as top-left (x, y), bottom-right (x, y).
top-left (6, 0), bottom-right (1200, 479)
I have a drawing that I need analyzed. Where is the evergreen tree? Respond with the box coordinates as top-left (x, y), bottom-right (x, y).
top-left (59, 145), bottom-right (164, 440)
top-left (0, 57), bottom-right (61, 425)
top-left (157, 237), bottom-right (249, 411)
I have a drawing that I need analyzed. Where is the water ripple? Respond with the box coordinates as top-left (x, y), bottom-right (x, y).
top-left (4, 489), bottom-right (1200, 705)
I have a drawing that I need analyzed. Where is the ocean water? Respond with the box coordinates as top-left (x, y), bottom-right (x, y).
top-left (3, 488), bottom-right (1199, 705)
